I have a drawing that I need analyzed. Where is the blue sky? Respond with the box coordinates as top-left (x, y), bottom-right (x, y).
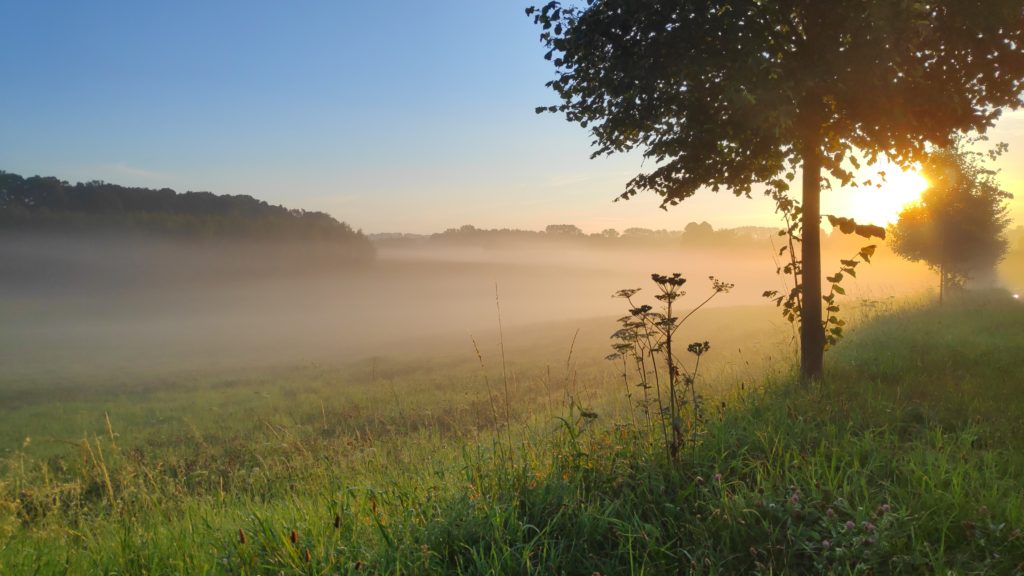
top-left (2, 1), bottom-right (1021, 233)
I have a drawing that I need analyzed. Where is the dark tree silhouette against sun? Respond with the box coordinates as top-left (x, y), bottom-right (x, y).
top-left (530, 0), bottom-right (1024, 380)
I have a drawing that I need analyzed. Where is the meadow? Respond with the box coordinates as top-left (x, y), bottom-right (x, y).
top-left (5, 0), bottom-right (1024, 572)
top-left (2, 284), bottom-right (1023, 574)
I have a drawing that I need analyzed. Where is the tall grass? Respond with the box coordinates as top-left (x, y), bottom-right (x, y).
top-left (1, 293), bottom-right (1022, 573)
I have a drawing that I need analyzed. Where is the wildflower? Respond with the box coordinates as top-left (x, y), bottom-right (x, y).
top-left (822, 539), bottom-right (831, 549)
top-left (713, 473), bottom-right (722, 483)
top-left (652, 272), bottom-right (687, 287)
top-left (630, 304), bottom-right (653, 316)
top-left (861, 521), bottom-right (876, 531)
top-left (687, 341), bottom-right (711, 356)
top-left (845, 520), bottom-right (856, 531)
top-left (709, 276), bottom-right (735, 293)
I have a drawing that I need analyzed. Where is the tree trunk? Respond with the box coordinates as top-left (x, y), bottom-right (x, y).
top-left (939, 262), bottom-right (944, 305)
top-left (800, 134), bottom-right (825, 381)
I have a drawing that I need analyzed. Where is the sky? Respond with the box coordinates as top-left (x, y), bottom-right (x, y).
top-left (2, 1), bottom-right (1022, 234)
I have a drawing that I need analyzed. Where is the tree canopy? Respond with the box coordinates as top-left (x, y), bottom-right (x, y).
top-left (890, 142), bottom-right (1013, 300)
top-left (531, 1), bottom-right (1024, 202)
top-left (531, 0), bottom-right (1024, 379)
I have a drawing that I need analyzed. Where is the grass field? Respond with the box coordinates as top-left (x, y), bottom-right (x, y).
top-left (1, 292), bottom-right (1022, 574)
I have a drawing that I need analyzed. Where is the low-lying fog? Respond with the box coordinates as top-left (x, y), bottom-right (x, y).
top-left (1, 233), bottom-right (941, 382)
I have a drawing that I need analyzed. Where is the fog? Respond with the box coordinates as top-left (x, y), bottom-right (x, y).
top-left (0, 232), bottom-right (940, 383)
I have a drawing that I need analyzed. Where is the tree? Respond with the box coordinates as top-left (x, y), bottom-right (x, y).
top-left (529, 0), bottom-right (1024, 380)
top-left (683, 221), bottom-right (715, 243)
top-left (890, 141), bottom-right (1013, 303)
top-left (0, 170), bottom-right (373, 256)
top-left (545, 223), bottom-right (585, 236)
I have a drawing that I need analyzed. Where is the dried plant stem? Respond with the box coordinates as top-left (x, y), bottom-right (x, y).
top-left (495, 284), bottom-right (515, 462)
top-left (470, 335), bottom-right (501, 435)
top-left (625, 294), bottom-right (669, 452)
top-left (618, 355), bottom-right (641, 436)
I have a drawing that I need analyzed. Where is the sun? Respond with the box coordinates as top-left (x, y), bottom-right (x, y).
top-left (834, 163), bottom-right (930, 226)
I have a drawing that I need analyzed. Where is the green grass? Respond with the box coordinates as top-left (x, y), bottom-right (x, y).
top-left (2, 295), bottom-right (1023, 574)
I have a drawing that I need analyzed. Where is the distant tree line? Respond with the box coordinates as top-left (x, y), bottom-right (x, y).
top-left (370, 222), bottom-right (846, 252)
top-left (0, 170), bottom-right (373, 257)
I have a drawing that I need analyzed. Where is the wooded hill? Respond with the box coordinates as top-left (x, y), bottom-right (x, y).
top-left (0, 170), bottom-right (372, 257)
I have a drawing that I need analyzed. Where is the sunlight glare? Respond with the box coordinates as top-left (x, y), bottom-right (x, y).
top-left (838, 164), bottom-right (930, 226)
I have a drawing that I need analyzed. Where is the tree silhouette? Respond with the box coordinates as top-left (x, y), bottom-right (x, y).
top-left (544, 223), bottom-right (585, 236)
top-left (0, 170), bottom-right (373, 260)
top-left (529, 0), bottom-right (1024, 380)
top-left (683, 221), bottom-right (715, 244)
top-left (890, 141), bottom-right (1013, 303)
